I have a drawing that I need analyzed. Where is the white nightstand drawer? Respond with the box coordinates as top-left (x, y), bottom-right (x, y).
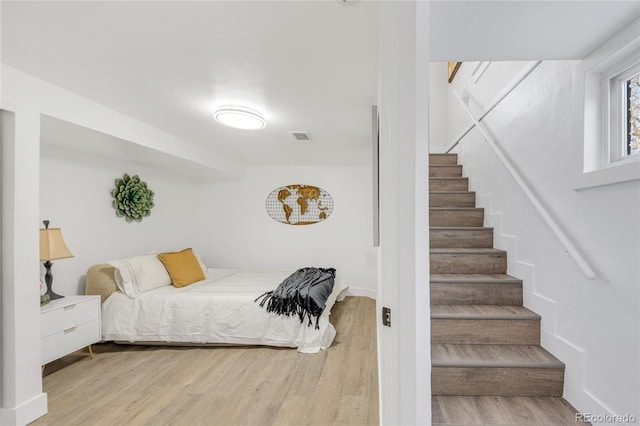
top-left (42, 318), bottom-right (100, 364)
top-left (41, 297), bottom-right (100, 338)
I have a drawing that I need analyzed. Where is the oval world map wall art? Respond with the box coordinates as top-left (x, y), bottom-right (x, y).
top-left (265, 184), bottom-right (334, 225)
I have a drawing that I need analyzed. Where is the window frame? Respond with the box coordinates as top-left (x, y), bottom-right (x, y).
top-left (605, 59), bottom-right (640, 164)
top-left (576, 18), bottom-right (640, 190)
top-left (623, 70), bottom-right (640, 157)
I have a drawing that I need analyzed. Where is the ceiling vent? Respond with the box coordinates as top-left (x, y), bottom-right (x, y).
top-left (290, 131), bottom-right (311, 141)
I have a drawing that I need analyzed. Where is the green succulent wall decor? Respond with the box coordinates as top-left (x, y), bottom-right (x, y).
top-left (111, 174), bottom-right (155, 222)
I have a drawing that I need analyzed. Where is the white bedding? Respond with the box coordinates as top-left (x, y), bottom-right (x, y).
top-left (101, 268), bottom-right (347, 353)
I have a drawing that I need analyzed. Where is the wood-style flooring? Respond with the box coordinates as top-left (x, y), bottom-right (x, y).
top-left (34, 296), bottom-right (378, 426)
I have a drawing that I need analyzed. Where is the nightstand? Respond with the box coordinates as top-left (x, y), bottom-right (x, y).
top-left (41, 295), bottom-right (101, 365)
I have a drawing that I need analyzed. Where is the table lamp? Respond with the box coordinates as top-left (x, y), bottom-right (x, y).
top-left (40, 220), bottom-right (73, 300)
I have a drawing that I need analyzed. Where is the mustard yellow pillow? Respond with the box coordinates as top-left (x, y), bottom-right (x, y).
top-left (157, 248), bottom-right (205, 288)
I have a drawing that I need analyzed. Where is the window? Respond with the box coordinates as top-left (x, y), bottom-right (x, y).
top-left (577, 19), bottom-right (640, 189)
top-left (606, 61), bottom-right (640, 163)
top-left (627, 73), bottom-right (640, 157)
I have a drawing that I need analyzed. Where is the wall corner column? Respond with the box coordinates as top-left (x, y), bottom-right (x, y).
top-left (1, 108), bottom-right (47, 425)
top-left (377, 1), bottom-right (430, 425)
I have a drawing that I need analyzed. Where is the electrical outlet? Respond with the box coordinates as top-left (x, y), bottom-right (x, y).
top-left (382, 307), bottom-right (391, 327)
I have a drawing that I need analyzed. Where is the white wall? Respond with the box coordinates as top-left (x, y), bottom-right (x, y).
top-left (377, 2), bottom-right (430, 424)
top-left (39, 147), bottom-right (203, 296)
top-left (429, 61), bottom-right (529, 153)
top-left (39, 144), bottom-right (378, 297)
top-left (432, 60), bottom-right (640, 418)
top-left (196, 165), bottom-right (377, 297)
top-left (428, 62), bottom-right (449, 151)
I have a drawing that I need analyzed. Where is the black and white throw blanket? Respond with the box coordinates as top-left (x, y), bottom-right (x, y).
top-left (255, 267), bottom-right (336, 329)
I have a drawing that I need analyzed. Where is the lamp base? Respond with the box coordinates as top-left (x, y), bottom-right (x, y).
top-left (43, 260), bottom-right (64, 300)
top-left (47, 289), bottom-right (64, 300)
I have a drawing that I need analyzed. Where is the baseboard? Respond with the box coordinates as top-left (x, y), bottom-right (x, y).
top-left (0, 392), bottom-right (47, 426)
top-left (345, 287), bottom-right (377, 300)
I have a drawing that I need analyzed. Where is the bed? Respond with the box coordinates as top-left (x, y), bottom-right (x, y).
top-left (85, 254), bottom-right (347, 354)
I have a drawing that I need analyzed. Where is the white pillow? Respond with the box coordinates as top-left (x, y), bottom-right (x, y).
top-left (194, 251), bottom-right (208, 278)
top-left (109, 255), bottom-right (172, 297)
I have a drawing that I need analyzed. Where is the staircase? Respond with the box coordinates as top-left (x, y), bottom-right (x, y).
top-left (429, 154), bottom-right (581, 425)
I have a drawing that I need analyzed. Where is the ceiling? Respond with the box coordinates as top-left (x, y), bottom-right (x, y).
top-left (1, 1), bottom-right (380, 167)
top-left (2, 1), bottom-right (638, 170)
top-left (430, 1), bottom-right (639, 61)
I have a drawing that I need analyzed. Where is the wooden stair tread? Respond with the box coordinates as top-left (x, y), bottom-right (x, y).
top-left (429, 154), bottom-right (458, 165)
top-left (429, 208), bottom-right (485, 225)
top-left (430, 177), bottom-right (470, 191)
top-left (430, 275), bottom-right (523, 306)
top-left (430, 191), bottom-right (476, 207)
top-left (430, 273), bottom-right (521, 283)
top-left (431, 305), bottom-right (539, 320)
top-left (430, 248), bottom-right (506, 254)
top-left (430, 165), bottom-right (463, 177)
top-left (432, 344), bottom-right (564, 368)
top-left (431, 291), bottom-right (522, 306)
top-left (432, 396), bottom-right (582, 425)
top-left (430, 227), bottom-right (494, 248)
top-left (429, 152), bottom-right (566, 399)
top-left (430, 207), bottom-right (482, 210)
top-left (431, 249), bottom-right (507, 274)
top-left (430, 190), bottom-right (475, 194)
top-left (430, 226), bottom-right (493, 230)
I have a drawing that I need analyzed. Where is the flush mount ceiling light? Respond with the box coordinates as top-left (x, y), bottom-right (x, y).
top-left (213, 105), bottom-right (266, 130)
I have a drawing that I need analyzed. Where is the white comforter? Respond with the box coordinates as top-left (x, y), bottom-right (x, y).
top-left (101, 268), bottom-right (347, 353)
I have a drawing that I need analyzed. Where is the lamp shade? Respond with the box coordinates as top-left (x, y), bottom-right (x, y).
top-left (40, 228), bottom-right (73, 261)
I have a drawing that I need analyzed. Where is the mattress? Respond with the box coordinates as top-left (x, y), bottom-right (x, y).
top-left (101, 268), bottom-right (347, 353)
